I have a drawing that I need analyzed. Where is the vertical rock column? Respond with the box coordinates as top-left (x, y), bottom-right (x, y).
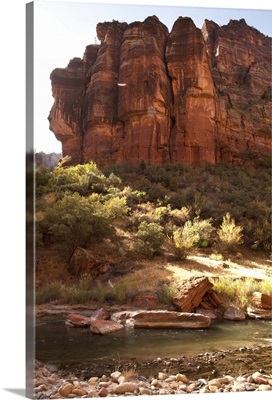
top-left (166, 17), bottom-right (218, 165)
top-left (49, 58), bottom-right (87, 164)
top-left (82, 22), bottom-right (127, 165)
top-left (118, 16), bottom-right (173, 165)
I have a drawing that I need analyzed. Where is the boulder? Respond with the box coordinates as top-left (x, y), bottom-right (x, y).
top-left (132, 294), bottom-right (158, 310)
top-left (223, 307), bottom-right (246, 321)
top-left (195, 308), bottom-right (217, 320)
top-left (252, 292), bottom-right (272, 310)
top-left (91, 308), bottom-right (111, 320)
top-left (132, 310), bottom-right (211, 328)
top-left (66, 313), bottom-right (93, 328)
top-left (68, 247), bottom-right (111, 277)
top-left (90, 320), bottom-right (124, 334)
top-left (202, 290), bottom-right (224, 308)
top-left (173, 276), bottom-right (213, 312)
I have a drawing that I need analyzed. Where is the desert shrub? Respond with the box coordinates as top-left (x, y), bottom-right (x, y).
top-left (103, 196), bottom-right (129, 219)
top-left (172, 218), bottom-right (214, 259)
top-left (242, 200), bottom-right (271, 251)
top-left (121, 186), bottom-right (146, 205)
top-left (170, 207), bottom-right (191, 226)
top-left (217, 212), bottom-right (243, 251)
top-left (156, 282), bottom-right (178, 306)
top-left (136, 221), bottom-right (165, 258)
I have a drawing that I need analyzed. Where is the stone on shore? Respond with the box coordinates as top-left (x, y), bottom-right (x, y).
top-left (252, 292), bottom-right (272, 310)
top-left (132, 294), bottom-right (158, 310)
top-left (114, 382), bottom-right (139, 394)
top-left (58, 382), bottom-right (74, 397)
top-left (34, 359), bottom-right (272, 398)
top-left (247, 306), bottom-right (272, 320)
top-left (173, 276), bottom-right (214, 312)
top-left (223, 307), bottom-right (246, 320)
top-left (132, 310), bottom-right (211, 328)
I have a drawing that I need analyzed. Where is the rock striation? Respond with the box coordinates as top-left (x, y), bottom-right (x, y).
top-left (49, 16), bottom-right (271, 166)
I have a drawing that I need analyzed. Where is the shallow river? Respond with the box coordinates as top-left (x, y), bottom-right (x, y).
top-left (35, 317), bottom-right (271, 373)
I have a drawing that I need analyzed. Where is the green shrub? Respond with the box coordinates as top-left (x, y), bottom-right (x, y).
top-left (172, 218), bottom-right (214, 259)
top-left (137, 221), bottom-right (165, 258)
top-left (37, 192), bottom-right (114, 251)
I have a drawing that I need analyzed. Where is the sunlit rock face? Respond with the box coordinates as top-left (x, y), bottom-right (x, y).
top-left (49, 16), bottom-right (271, 166)
top-left (166, 17), bottom-right (218, 165)
top-left (82, 21), bottom-right (128, 165)
top-left (117, 16), bottom-right (173, 165)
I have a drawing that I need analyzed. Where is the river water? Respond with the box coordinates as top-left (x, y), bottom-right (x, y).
top-left (35, 317), bottom-right (271, 374)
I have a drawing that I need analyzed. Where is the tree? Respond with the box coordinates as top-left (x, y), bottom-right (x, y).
top-left (37, 192), bottom-right (114, 252)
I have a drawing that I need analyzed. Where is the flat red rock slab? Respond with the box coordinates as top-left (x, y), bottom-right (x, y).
top-left (90, 320), bottom-right (124, 334)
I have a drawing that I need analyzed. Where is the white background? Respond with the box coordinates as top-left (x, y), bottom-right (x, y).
top-left (0, 0), bottom-right (271, 399)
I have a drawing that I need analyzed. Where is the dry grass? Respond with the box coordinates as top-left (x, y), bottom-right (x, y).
top-left (36, 240), bottom-right (272, 307)
top-left (122, 368), bottom-right (140, 380)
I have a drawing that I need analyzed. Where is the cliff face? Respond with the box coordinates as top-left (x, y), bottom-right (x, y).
top-left (202, 18), bottom-right (272, 163)
top-left (49, 16), bottom-right (271, 166)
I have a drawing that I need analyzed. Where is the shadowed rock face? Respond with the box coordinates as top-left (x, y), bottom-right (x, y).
top-left (49, 16), bottom-right (271, 166)
top-left (202, 18), bottom-right (272, 163)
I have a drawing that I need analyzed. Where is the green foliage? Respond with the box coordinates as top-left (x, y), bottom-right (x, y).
top-left (35, 157), bottom-right (271, 254)
top-left (217, 213), bottom-right (243, 251)
top-left (137, 221), bottom-right (165, 258)
top-left (172, 218), bottom-right (214, 259)
top-left (37, 192), bottom-right (114, 250)
top-left (103, 196), bottom-right (129, 219)
top-left (156, 283), bottom-right (178, 306)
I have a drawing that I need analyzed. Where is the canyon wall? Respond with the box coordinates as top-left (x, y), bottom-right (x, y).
top-left (49, 16), bottom-right (271, 166)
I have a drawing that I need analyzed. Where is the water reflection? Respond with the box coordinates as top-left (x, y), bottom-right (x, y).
top-left (35, 318), bottom-right (271, 367)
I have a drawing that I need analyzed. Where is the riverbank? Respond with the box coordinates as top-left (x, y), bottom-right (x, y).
top-left (34, 345), bottom-right (271, 398)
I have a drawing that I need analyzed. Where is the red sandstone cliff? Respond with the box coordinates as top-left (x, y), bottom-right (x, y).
top-left (49, 16), bottom-right (271, 166)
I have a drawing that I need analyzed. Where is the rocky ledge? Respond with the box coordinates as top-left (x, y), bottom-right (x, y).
top-left (34, 346), bottom-right (272, 398)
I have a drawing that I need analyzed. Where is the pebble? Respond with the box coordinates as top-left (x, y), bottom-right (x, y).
top-left (114, 382), bottom-right (139, 394)
top-left (58, 382), bottom-right (74, 397)
top-left (33, 364), bottom-right (272, 398)
top-left (98, 387), bottom-right (109, 397)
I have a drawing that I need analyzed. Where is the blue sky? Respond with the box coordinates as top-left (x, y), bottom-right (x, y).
top-left (33, 0), bottom-right (272, 153)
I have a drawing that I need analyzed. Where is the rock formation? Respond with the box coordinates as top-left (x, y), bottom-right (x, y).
top-left (172, 276), bottom-right (214, 312)
top-left (132, 310), bottom-right (211, 328)
top-left (49, 16), bottom-right (271, 166)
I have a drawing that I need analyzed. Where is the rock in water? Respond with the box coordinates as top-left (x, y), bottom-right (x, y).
top-left (90, 320), bottom-right (124, 334)
top-left (66, 313), bottom-right (93, 327)
top-left (132, 310), bottom-right (211, 328)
